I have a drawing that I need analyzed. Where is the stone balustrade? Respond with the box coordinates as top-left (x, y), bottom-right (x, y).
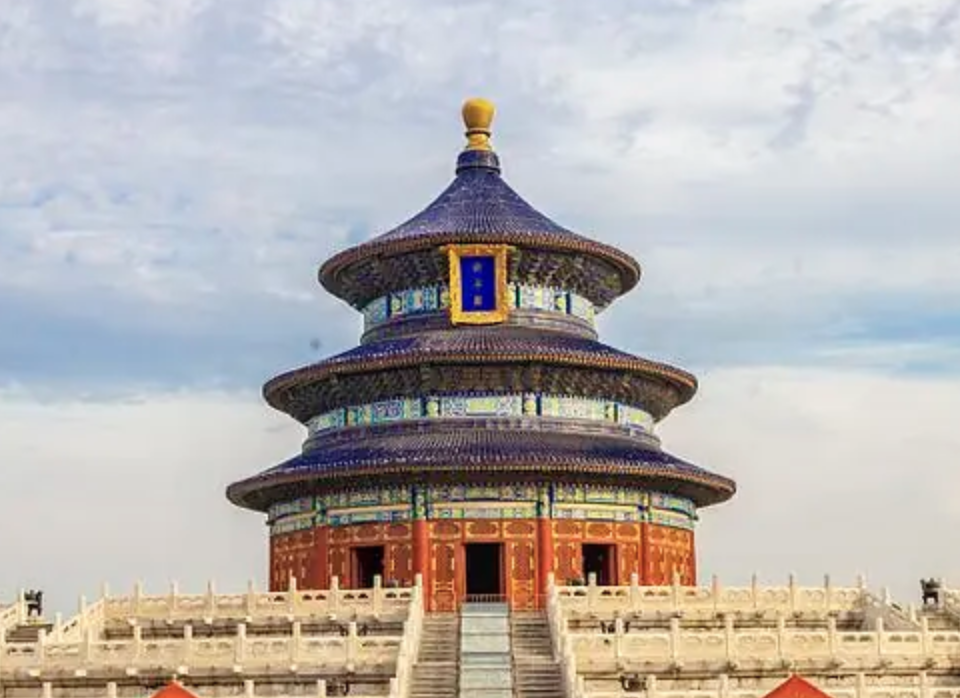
top-left (581, 672), bottom-right (955, 698)
top-left (565, 616), bottom-right (960, 671)
top-left (25, 678), bottom-right (385, 698)
top-left (0, 622), bottom-right (401, 674)
top-left (546, 576), bottom-right (960, 698)
top-left (42, 577), bottom-right (413, 642)
top-left (555, 572), bottom-right (870, 619)
top-left (0, 578), bottom-right (425, 681)
top-left (99, 577), bottom-right (413, 625)
top-left (384, 580), bottom-right (423, 698)
top-left (1, 600), bottom-right (26, 631)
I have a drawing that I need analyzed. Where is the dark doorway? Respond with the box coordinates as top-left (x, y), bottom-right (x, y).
top-left (582, 544), bottom-right (616, 586)
top-left (353, 546), bottom-right (385, 589)
top-left (465, 543), bottom-right (504, 598)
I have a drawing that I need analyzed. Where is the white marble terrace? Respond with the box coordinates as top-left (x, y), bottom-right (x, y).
top-left (547, 573), bottom-right (960, 698)
top-left (0, 576), bottom-right (424, 698)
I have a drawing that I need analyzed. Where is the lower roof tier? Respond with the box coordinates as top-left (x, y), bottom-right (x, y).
top-left (225, 421), bottom-right (736, 512)
top-left (263, 329), bottom-right (697, 423)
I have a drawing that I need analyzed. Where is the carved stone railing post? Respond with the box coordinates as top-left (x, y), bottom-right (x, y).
top-left (874, 617), bottom-right (885, 662)
top-left (107, 681), bottom-right (118, 698)
top-left (711, 575), bottom-right (721, 615)
top-left (719, 673), bottom-right (731, 698)
top-left (168, 581), bottom-right (178, 620)
top-left (629, 573), bottom-right (640, 609)
top-left (614, 617), bottom-right (624, 662)
top-left (751, 574), bottom-right (759, 612)
top-left (41, 682), bottom-right (52, 698)
top-left (826, 616), bottom-right (837, 661)
top-left (824, 573), bottom-right (833, 611)
top-left (669, 617), bottom-right (681, 665)
top-left (132, 625), bottom-right (142, 661)
top-left (81, 627), bottom-right (94, 663)
top-left (346, 621), bottom-right (358, 670)
top-left (245, 579), bottom-right (257, 618)
top-left (183, 624), bottom-right (193, 665)
top-left (723, 614), bottom-right (736, 666)
top-left (133, 581), bottom-right (144, 617)
top-left (77, 595), bottom-right (88, 634)
top-left (235, 623), bottom-right (247, 664)
top-left (316, 679), bottom-right (327, 698)
top-left (288, 575), bottom-right (298, 616)
top-left (244, 679), bottom-right (255, 698)
top-left (36, 628), bottom-right (46, 664)
top-left (586, 573), bottom-right (598, 611)
top-left (291, 621), bottom-right (302, 664)
top-left (919, 670), bottom-right (930, 698)
top-left (920, 616), bottom-right (931, 658)
top-left (206, 580), bottom-right (217, 617)
top-left (53, 613), bottom-right (63, 642)
top-left (775, 614), bottom-right (786, 664)
top-left (330, 576), bottom-right (340, 614)
top-left (671, 570), bottom-right (681, 612)
top-left (855, 672), bottom-right (866, 698)
top-left (373, 575), bottom-right (383, 615)
top-left (646, 675), bottom-right (658, 698)
top-left (788, 573), bottom-right (797, 614)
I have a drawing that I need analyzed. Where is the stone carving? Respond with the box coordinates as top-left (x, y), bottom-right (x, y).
top-left (921, 578), bottom-right (941, 606)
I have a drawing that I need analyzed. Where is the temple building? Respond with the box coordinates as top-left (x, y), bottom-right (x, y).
top-left (4, 99), bottom-right (958, 698)
top-left (226, 97), bottom-right (737, 612)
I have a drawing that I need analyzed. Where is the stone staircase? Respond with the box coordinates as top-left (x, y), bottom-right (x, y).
top-left (410, 613), bottom-right (460, 698)
top-left (511, 612), bottom-right (564, 698)
top-left (459, 603), bottom-right (513, 698)
top-left (408, 606), bottom-right (563, 698)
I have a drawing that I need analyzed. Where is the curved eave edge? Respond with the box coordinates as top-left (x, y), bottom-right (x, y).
top-left (317, 232), bottom-right (642, 307)
top-left (261, 353), bottom-right (698, 414)
top-left (226, 462), bottom-right (736, 513)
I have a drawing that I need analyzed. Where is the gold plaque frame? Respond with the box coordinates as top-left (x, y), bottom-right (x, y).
top-left (444, 244), bottom-right (513, 325)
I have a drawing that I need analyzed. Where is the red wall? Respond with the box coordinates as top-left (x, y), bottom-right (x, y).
top-left (268, 518), bottom-right (696, 608)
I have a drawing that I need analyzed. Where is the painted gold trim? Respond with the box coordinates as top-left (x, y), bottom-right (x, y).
top-left (444, 244), bottom-right (513, 325)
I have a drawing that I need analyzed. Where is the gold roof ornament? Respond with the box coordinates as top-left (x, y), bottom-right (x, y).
top-left (462, 97), bottom-right (496, 151)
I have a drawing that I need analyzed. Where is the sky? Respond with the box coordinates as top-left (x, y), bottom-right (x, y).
top-left (1, 0), bottom-right (959, 616)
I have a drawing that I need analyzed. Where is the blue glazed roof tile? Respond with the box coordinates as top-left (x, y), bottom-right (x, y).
top-left (225, 425), bottom-right (736, 510)
top-left (375, 151), bottom-right (584, 242)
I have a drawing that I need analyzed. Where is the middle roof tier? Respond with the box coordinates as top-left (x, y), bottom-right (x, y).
top-left (263, 328), bottom-right (697, 424)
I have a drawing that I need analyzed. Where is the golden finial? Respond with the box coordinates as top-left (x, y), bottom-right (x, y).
top-left (462, 97), bottom-right (496, 151)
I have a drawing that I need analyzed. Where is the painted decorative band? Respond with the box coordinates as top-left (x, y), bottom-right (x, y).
top-left (267, 484), bottom-right (695, 535)
top-left (305, 393), bottom-right (655, 437)
top-left (362, 283), bottom-right (595, 330)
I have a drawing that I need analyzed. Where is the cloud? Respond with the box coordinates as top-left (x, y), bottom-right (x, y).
top-left (1, 0), bottom-right (957, 391)
top-left (661, 366), bottom-right (960, 603)
top-left (0, 0), bottom-right (958, 613)
top-left (0, 388), bottom-right (301, 614)
top-left (2, 367), bottom-right (957, 613)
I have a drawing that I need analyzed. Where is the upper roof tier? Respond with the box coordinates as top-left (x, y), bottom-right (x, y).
top-left (318, 99), bottom-right (641, 310)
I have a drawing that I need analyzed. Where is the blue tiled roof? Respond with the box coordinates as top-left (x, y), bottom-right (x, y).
top-left (225, 424), bottom-right (736, 511)
top-left (327, 332), bottom-right (635, 365)
top-left (263, 329), bottom-right (697, 405)
top-left (375, 150), bottom-right (585, 242)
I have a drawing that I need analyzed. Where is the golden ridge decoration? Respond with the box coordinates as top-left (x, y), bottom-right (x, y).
top-left (444, 243), bottom-right (513, 325)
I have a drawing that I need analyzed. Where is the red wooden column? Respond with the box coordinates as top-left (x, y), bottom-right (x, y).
top-left (536, 484), bottom-right (554, 607)
top-left (309, 523), bottom-right (329, 589)
top-left (411, 487), bottom-right (431, 609)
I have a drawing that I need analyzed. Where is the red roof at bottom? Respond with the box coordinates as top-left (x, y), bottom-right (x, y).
top-left (763, 675), bottom-right (833, 698)
top-left (149, 682), bottom-right (200, 698)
